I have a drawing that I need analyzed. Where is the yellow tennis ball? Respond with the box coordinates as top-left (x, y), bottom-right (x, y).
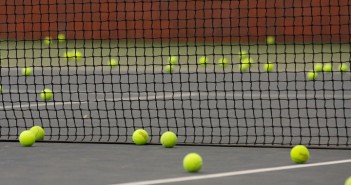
top-left (19, 130), bottom-right (36, 147)
top-left (307, 71), bottom-right (318, 80)
top-left (73, 50), bottom-right (83, 61)
top-left (165, 64), bottom-right (175, 73)
top-left (43, 36), bottom-right (52, 45)
top-left (266, 36), bottom-right (275, 44)
top-left (57, 33), bottom-right (66, 42)
top-left (218, 58), bottom-right (228, 67)
top-left (313, 63), bottom-right (323, 72)
top-left (290, 145), bottom-right (310, 164)
top-left (241, 57), bottom-right (254, 66)
top-left (198, 56), bottom-right (209, 66)
top-left (132, 129), bottom-right (149, 145)
top-left (30, 126), bottom-right (45, 141)
top-left (22, 67), bottom-right (33, 76)
top-left (183, 153), bottom-right (203, 173)
top-left (323, 64), bottom-right (332, 72)
top-left (238, 50), bottom-right (248, 59)
top-left (263, 63), bottom-right (274, 72)
top-left (339, 63), bottom-right (349, 72)
top-left (239, 63), bottom-right (250, 72)
top-left (160, 131), bottom-right (177, 148)
top-left (40, 88), bottom-right (53, 101)
top-left (0, 85), bottom-right (2, 93)
top-left (63, 52), bottom-right (68, 59)
top-left (63, 51), bottom-right (73, 60)
top-left (108, 59), bottom-right (118, 68)
top-left (345, 177), bottom-right (351, 185)
top-left (168, 56), bottom-right (178, 64)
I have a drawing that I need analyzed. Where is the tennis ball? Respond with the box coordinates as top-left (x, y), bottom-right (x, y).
top-left (63, 51), bottom-right (74, 60)
top-left (307, 71), bottom-right (318, 80)
top-left (160, 131), bottom-right (177, 148)
top-left (168, 56), bottom-right (178, 64)
top-left (40, 88), bottom-right (53, 101)
top-left (290, 145), bottom-right (310, 164)
top-left (183, 153), bottom-right (203, 173)
top-left (64, 50), bottom-right (82, 61)
top-left (22, 67), bottom-right (33, 76)
top-left (241, 57), bottom-right (255, 66)
top-left (218, 58), bottom-right (228, 67)
top-left (339, 63), bottom-right (349, 72)
top-left (345, 176), bottom-right (351, 185)
top-left (30, 126), bottom-right (45, 141)
top-left (108, 59), bottom-right (118, 68)
top-left (132, 129), bottom-right (149, 145)
top-left (323, 64), bottom-right (332, 72)
top-left (198, 56), bottom-right (209, 66)
top-left (57, 33), bottom-right (65, 42)
top-left (263, 63), bottom-right (274, 72)
top-left (313, 63), bottom-right (323, 72)
top-left (19, 130), bottom-right (36, 147)
top-left (239, 63), bottom-right (250, 72)
top-left (238, 50), bottom-right (248, 59)
top-left (0, 85), bottom-right (2, 93)
top-left (63, 52), bottom-right (68, 59)
top-left (165, 64), bottom-right (175, 73)
top-left (266, 36), bottom-right (275, 44)
top-left (43, 36), bottom-right (52, 45)
top-left (72, 50), bottom-right (83, 61)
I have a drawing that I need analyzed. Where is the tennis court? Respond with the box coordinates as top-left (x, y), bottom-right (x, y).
top-left (0, 1), bottom-right (351, 185)
top-left (0, 142), bottom-right (350, 185)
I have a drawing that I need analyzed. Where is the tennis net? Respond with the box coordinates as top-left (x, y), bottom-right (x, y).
top-left (0, 0), bottom-right (350, 148)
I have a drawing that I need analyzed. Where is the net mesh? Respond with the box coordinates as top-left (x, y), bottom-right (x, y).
top-left (0, 0), bottom-right (350, 147)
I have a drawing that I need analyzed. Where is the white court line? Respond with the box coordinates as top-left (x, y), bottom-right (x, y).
top-left (1, 91), bottom-right (350, 110)
top-left (111, 159), bottom-right (351, 185)
top-left (0, 92), bottom-right (197, 110)
top-left (226, 92), bottom-right (351, 99)
top-left (4, 89), bottom-right (142, 95)
top-left (3, 88), bottom-right (350, 99)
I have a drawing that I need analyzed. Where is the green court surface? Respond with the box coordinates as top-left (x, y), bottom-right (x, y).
top-left (1, 40), bottom-right (350, 72)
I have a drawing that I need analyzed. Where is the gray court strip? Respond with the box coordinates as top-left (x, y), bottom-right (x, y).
top-left (0, 91), bottom-right (350, 110)
top-left (112, 159), bottom-right (351, 185)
